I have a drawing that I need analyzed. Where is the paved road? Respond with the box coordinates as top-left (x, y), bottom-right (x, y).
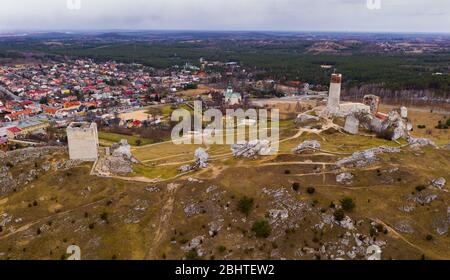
top-left (0, 85), bottom-right (21, 101)
top-left (8, 139), bottom-right (43, 146)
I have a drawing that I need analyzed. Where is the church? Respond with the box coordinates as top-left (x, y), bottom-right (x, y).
top-left (224, 85), bottom-right (242, 106)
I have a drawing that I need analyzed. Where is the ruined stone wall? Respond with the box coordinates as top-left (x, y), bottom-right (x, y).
top-left (66, 123), bottom-right (99, 161)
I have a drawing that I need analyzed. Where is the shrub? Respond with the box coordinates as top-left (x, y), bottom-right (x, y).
top-left (340, 197), bottom-right (356, 212)
top-left (252, 220), bottom-right (271, 238)
top-left (415, 185), bottom-right (427, 192)
top-left (426, 234), bottom-right (433, 241)
top-left (179, 239), bottom-right (189, 244)
top-left (333, 209), bottom-right (345, 221)
top-left (307, 187), bottom-right (316, 194)
top-left (292, 183), bottom-right (300, 192)
top-left (435, 121), bottom-right (449, 129)
top-left (375, 223), bottom-right (384, 233)
top-left (437, 125), bottom-right (449, 129)
top-left (217, 245), bottom-right (227, 253)
top-left (100, 212), bottom-right (109, 221)
top-left (238, 196), bottom-right (254, 216)
top-left (284, 170), bottom-right (291, 174)
top-left (185, 249), bottom-right (200, 260)
top-left (417, 125), bottom-right (426, 129)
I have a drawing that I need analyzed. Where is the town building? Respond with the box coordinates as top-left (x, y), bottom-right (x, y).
top-left (224, 86), bottom-right (242, 106)
top-left (5, 120), bottom-right (49, 139)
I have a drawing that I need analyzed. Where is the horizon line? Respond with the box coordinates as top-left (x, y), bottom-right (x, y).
top-left (1, 29), bottom-right (450, 36)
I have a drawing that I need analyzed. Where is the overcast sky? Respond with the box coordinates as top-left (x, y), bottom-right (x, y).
top-left (0, 0), bottom-right (449, 33)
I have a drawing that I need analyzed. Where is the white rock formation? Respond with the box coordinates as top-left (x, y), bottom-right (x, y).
top-left (337, 146), bottom-right (401, 167)
top-left (400, 106), bottom-right (408, 118)
top-left (112, 139), bottom-right (133, 159)
top-left (194, 148), bottom-right (209, 168)
top-left (407, 137), bottom-right (437, 147)
top-left (292, 140), bottom-right (321, 153)
top-left (382, 111), bottom-right (408, 140)
top-left (344, 115), bottom-right (360, 135)
top-left (296, 114), bottom-right (320, 124)
top-left (178, 165), bottom-right (192, 172)
top-left (431, 177), bottom-right (446, 189)
top-left (178, 148), bottom-right (209, 172)
top-left (231, 140), bottom-right (272, 158)
top-left (336, 173), bottom-right (354, 185)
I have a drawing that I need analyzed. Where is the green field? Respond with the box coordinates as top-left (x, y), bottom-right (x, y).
top-left (98, 131), bottom-right (154, 146)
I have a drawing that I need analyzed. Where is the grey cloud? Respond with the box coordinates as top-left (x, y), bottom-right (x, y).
top-left (0, 0), bottom-right (448, 32)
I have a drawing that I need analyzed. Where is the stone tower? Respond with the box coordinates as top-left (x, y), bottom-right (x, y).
top-left (327, 73), bottom-right (342, 114)
top-left (66, 122), bottom-right (99, 161)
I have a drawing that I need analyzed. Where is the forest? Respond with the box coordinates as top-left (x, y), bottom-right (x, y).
top-left (0, 35), bottom-right (449, 93)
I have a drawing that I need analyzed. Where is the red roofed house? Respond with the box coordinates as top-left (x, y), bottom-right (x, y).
top-left (63, 101), bottom-right (81, 110)
top-left (131, 120), bottom-right (142, 127)
top-left (41, 105), bottom-right (58, 115)
top-left (6, 126), bottom-right (22, 139)
top-left (5, 108), bottom-right (33, 121)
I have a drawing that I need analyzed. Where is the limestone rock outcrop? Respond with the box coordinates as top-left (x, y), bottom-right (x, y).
top-left (292, 140), bottom-right (321, 153)
top-left (231, 140), bottom-right (273, 158)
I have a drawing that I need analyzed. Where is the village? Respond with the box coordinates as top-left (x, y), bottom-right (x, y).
top-left (0, 56), bottom-right (318, 149)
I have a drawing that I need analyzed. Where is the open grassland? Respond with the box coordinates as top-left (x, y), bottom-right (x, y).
top-left (1, 110), bottom-right (449, 260)
top-left (176, 85), bottom-right (215, 98)
top-left (98, 131), bottom-right (154, 146)
top-left (146, 103), bottom-right (194, 119)
top-left (1, 131), bottom-right (448, 260)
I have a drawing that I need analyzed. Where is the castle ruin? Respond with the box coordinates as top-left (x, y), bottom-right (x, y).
top-left (66, 122), bottom-right (99, 161)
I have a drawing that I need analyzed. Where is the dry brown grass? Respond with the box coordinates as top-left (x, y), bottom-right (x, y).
top-left (1, 112), bottom-right (449, 260)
